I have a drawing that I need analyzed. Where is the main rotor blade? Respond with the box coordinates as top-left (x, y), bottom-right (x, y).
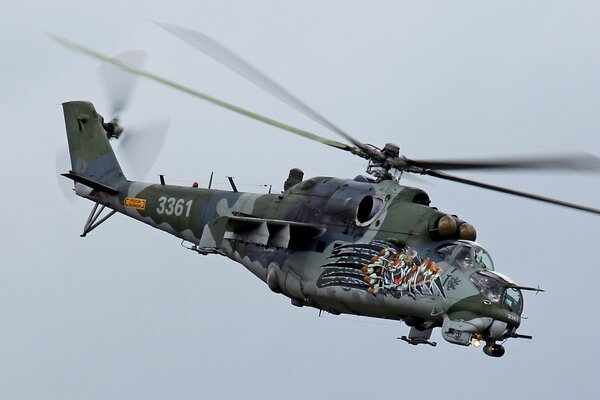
top-left (407, 153), bottom-right (600, 172)
top-left (423, 169), bottom-right (600, 215)
top-left (156, 22), bottom-right (376, 157)
top-left (49, 34), bottom-right (352, 152)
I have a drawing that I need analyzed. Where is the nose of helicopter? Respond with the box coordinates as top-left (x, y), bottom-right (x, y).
top-left (476, 315), bottom-right (520, 338)
top-left (483, 300), bottom-right (522, 342)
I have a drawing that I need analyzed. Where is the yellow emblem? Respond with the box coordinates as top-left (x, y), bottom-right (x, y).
top-left (124, 197), bottom-right (146, 210)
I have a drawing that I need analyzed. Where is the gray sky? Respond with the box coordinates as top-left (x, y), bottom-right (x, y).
top-left (2, 1), bottom-right (600, 399)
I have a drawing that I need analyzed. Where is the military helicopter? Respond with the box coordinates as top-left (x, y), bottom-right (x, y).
top-left (51, 24), bottom-right (600, 358)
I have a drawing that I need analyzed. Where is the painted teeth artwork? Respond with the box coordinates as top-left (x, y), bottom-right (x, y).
top-left (317, 241), bottom-right (446, 299)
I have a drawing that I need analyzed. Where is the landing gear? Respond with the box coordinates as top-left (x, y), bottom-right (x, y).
top-left (80, 203), bottom-right (116, 237)
top-left (483, 342), bottom-right (505, 357)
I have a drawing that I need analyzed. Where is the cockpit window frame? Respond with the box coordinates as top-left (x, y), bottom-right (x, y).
top-left (435, 241), bottom-right (495, 271)
top-left (470, 270), bottom-right (504, 304)
top-left (503, 287), bottom-right (523, 314)
top-left (473, 247), bottom-right (494, 271)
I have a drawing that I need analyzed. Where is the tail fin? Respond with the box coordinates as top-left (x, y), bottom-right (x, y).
top-left (62, 101), bottom-right (126, 192)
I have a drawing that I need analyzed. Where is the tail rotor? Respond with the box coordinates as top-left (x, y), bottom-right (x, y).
top-left (57, 49), bottom-right (169, 202)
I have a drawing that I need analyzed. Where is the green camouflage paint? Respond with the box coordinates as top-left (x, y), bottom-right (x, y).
top-left (61, 100), bottom-right (525, 356)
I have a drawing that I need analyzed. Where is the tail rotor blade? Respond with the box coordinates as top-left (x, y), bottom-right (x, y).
top-left (98, 50), bottom-right (147, 116)
top-left (116, 118), bottom-right (170, 180)
top-left (96, 48), bottom-right (167, 180)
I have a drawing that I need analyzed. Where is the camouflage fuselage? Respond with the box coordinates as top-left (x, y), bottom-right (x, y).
top-left (76, 175), bottom-right (513, 329)
top-left (64, 100), bottom-right (522, 353)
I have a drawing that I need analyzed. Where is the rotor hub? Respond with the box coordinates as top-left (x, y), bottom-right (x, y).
top-left (103, 117), bottom-right (123, 140)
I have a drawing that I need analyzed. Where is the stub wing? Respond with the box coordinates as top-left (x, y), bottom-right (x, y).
top-left (198, 215), bottom-right (326, 250)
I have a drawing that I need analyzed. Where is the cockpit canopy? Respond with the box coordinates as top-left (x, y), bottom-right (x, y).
top-left (470, 270), bottom-right (523, 314)
top-left (436, 241), bottom-right (495, 271)
top-left (435, 241), bottom-right (522, 314)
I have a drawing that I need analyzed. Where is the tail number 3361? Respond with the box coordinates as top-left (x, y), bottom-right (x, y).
top-left (156, 197), bottom-right (193, 217)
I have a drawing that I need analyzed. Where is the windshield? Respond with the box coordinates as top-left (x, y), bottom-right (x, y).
top-left (470, 271), bottom-right (503, 303)
top-left (454, 245), bottom-right (473, 269)
top-left (504, 287), bottom-right (523, 314)
top-left (436, 242), bottom-right (495, 271)
top-left (470, 271), bottom-right (523, 314)
top-left (474, 247), bottom-right (494, 270)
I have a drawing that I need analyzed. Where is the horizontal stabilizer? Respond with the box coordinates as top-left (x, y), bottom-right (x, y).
top-left (61, 172), bottom-right (119, 195)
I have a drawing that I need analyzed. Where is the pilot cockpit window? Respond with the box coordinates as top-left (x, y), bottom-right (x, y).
top-left (436, 244), bottom-right (457, 261)
top-left (470, 271), bottom-right (503, 303)
top-left (504, 287), bottom-right (523, 314)
top-left (454, 245), bottom-right (473, 269)
top-left (474, 247), bottom-right (494, 270)
top-left (435, 242), bottom-right (495, 271)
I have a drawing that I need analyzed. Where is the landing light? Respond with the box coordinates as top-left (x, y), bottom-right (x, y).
top-left (471, 338), bottom-right (481, 348)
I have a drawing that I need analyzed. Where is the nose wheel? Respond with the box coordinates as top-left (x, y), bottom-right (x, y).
top-left (483, 342), bottom-right (506, 357)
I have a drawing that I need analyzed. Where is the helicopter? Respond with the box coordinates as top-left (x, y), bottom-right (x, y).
top-left (51, 24), bottom-right (600, 358)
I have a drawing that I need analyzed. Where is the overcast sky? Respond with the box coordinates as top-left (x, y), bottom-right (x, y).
top-left (1, 1), bottom-right (600, 399)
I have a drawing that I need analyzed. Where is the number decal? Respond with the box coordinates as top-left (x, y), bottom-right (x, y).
top-left (165, 197), bottom-right (176, 215)
top-left (156, 196), bottom-right (167, 214)
top-left (174, 198), bottom-right (184, 216)
top-left (156, 196), bottom-right (194, 217)
top-left (185, 200), bottom-right (193, 217)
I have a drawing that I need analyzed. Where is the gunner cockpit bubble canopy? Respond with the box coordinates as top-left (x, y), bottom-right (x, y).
top-left (435, 241), bottom-right (495, 271)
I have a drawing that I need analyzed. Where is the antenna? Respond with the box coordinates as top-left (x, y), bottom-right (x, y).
top-left (227, 176), bottom-right (238, 192)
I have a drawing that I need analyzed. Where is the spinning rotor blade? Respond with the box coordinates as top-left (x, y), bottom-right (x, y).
top-left (97, 48), bottom-right (168, 181)
top-left (49, 34), bottom-right (352, 152)
top-left (423, 169), bottom-right (600, 215)
top-left (50, 34), bottom-right (600, 216)
top-left (117, 119), bottom-right (170, 179)
top-left (407, 153), bottom-right (600, 172)
top-left (156, 22), bottom-right (377, 159)
top-left (98, 50), bottom-right (147, 116)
